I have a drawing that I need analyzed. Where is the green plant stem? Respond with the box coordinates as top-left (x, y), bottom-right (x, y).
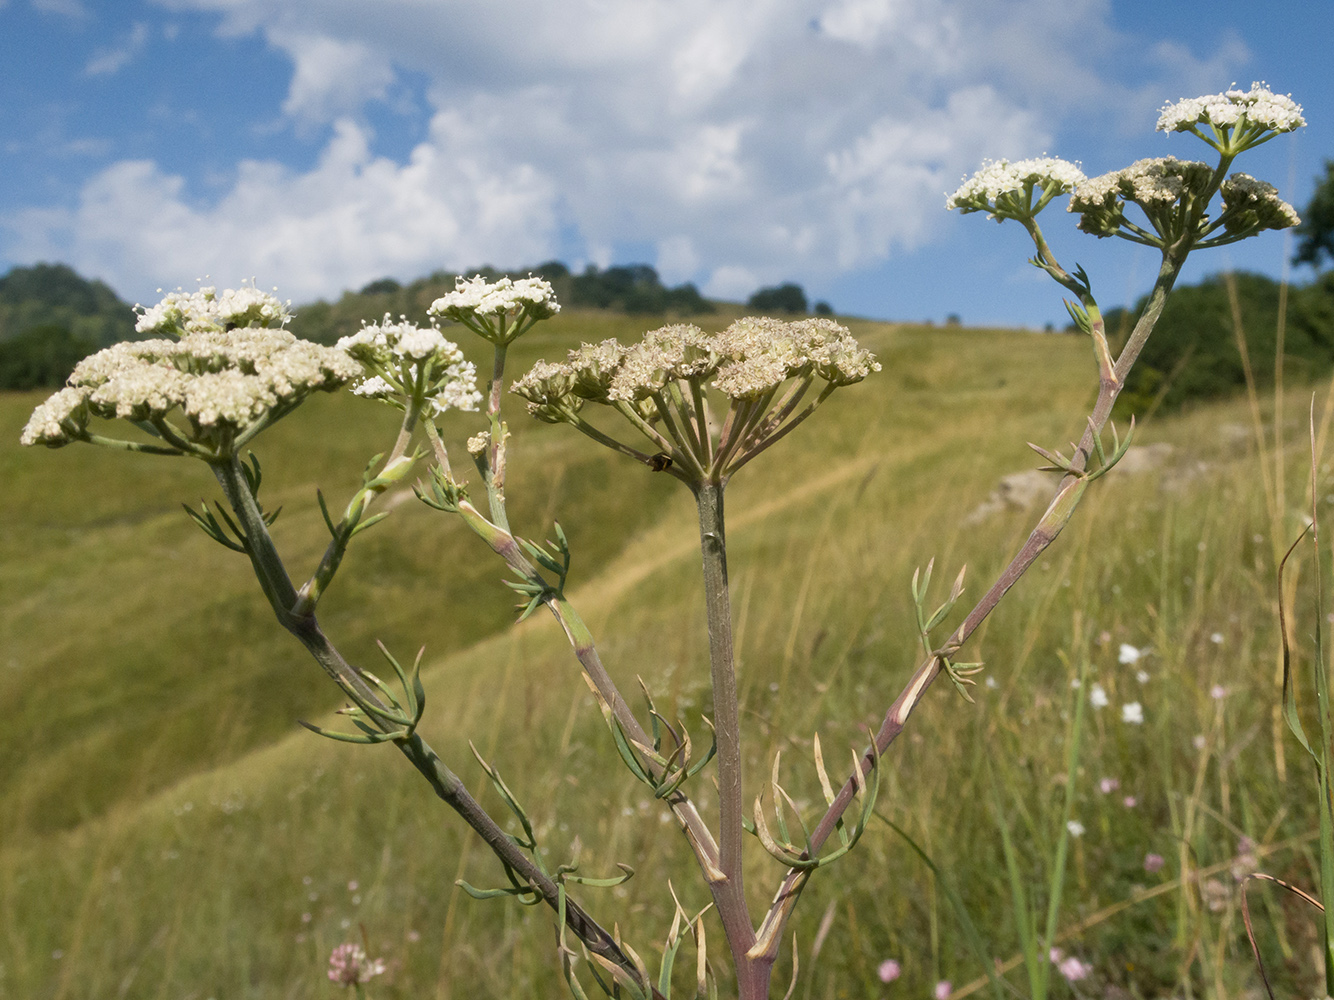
top-left (486, 342), bottom-right (511, 534)
top-left (212, 453), bottom-right (652, 995)
top-left (758, 250), bottom-right (1189, 953)
top-left (1038, 650), bottom-right (1090, 999)
top-left (692, 479), bottom-right (770, 1000)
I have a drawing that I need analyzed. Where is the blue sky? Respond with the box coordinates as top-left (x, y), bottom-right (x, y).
top-left (0, 0), bottom-right (1328, 327)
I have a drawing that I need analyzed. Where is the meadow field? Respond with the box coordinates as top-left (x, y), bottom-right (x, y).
top-left (1, 308), bottom-right (1328, 998)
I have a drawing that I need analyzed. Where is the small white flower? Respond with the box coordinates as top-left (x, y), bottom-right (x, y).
top-left (1193, 733), bottom-right (1207, 750)
top-left (1157, 82), bottom-right (1304, 135)
top-left (1121, 702), bottom-right (1145, 725)
top-left (429, 274), bottom-right (560, 343)
top-left (1066, 820), bottom-right (1085, 838)
top-left (1089, 683), bottom-right (1109, 709)
top-left (1210, 684), bottom-right (1228, 700)
top-left (1136, 669), bottom-right (1150, 684)
top-left (1118, 643), bottom-right (1142, 664)
top-left (946, 157), bottom-right (1085, 218)
top-left (1210, 632), bottom-right (1224, 644)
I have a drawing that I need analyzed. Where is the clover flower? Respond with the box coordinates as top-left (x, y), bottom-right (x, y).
top-left (135, 283), bottom-right (292, 338)
top-left (1157, 83), bottom-right (1304, 151)
top-left (946, 157), bottom-right (1085, 221)
top-left (20, 318), bottom-right (361, 455)
top-left (429, 274), bottom-right (559, 345)
top-left (877, 959), bottom-right (902, 983)
top-left (327, 942), bottom-right (386, 986)
top-left (1049, 948), bottom-right (1092, 983)
top-left (512, 316), bottom-right (879, 483)
top-left (337, 315), bottom-right (481, 417)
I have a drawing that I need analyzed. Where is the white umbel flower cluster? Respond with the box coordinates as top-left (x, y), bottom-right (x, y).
top-left (1068, 157), bottom-right (1215, 238)
top-left (135, 283), bottom-right (293, 338)
top-left (20, 327), bottom-right (360, 450)
top-left (429, 274), bottom-right (559, 345)
top-left (337, 315), bottom-right (481, 416)
top-left (1218, 172), bottom-right (1302, 235)
top-left (1157, 82), bottom-right (1305, 135)
top-left (513, 317), bottom-right (878, 426)
top-left (513, 316), bottom-right (877, 481)
top-left (946, 157), bottom-right (1086, 219)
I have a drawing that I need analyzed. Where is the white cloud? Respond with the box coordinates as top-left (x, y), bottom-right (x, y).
top-left (8, 119), bottom-right (557, 302)
top-left (5, 0), bottom-right (1253, 303)
top-left (85, 23), bottom-right (150, 77)
top-left (278, 33), bottom-right (397, 123)
top-left (30, 0), bottom-right (88, 18)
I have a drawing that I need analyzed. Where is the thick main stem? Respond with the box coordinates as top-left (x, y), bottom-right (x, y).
top-left (693, 479), bottom-right (769, 997)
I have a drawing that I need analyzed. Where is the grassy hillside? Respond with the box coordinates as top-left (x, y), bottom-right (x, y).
top-left (1, 310), bottom-right (1326, 998)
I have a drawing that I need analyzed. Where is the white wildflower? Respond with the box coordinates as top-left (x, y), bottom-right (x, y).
top-left (19, 386), bottom-right (92, 447)
top-left (337, 316), bottom-right (481, 415)
top-left (21, 302), bottom-right (359, 455)
top-left (1121, 702), bottom-right (1145, 725)
top-left (1066, 820), bottom-right (1085, 838)
top-left (429, 274), bottom-right (559, 344)
top-left (1070, 158), bottom-right (1214, 238)
top-left (1218, 173), bottom-right (1301, 234)
top-left (1157, 82), bottom-right (1304, 135)
top-left (135, 283), bottom-right (291, 338)
top-left (1089, 683), bottom-right (1109, 709)
top-left (946, 157), bottom-right (1085, 218)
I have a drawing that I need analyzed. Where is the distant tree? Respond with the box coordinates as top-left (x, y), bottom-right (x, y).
top-left (359, 278), bottom-right (402, 296)
top-left (665, 282), bottom-right (714, 315)
top-left (944, 313), bottom-right (962, 327)
top-left (0, 263), bottom-right (136, 347)
top-left (0, 323), bottom-right (97, 389)
top-left (813, 301), bottom-right (834, 316)
top-left (1113, 270), bottom-right (1334, 418)
top-left (747, 282), bottom-right (807, 313)
top-left (533, 260), bottom-right (570, 281)
top-left (1295, 160), bottom-right (1334, 270)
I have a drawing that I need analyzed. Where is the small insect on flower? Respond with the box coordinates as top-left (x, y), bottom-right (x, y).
top-left (646, 452), bottom-right (674, 472)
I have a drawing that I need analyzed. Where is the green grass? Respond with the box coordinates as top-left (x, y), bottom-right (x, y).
top-left (1, 309), bottom-right (1328, 999)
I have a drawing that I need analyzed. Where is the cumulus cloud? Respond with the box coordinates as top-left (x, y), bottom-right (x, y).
top-left (5, 0), bottom-right (1252, 303)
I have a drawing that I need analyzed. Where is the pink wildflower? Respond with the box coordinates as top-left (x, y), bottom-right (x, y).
top-left (328, 942), bottom-right (386, 987)
top-left (934, 981), bottom-right (952, 1000)
top-left (1057, 954), bottom-right (1092, 981)
top-left (1144, 852), bottom-right (1165, 873)
top-left (877, 959), bottom-right (902, 982)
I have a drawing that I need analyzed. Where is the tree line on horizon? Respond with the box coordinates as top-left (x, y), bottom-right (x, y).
top-left (0, 261), bottom-right (832, 390)
top-left (2, 159), bottom-right (1333, 406)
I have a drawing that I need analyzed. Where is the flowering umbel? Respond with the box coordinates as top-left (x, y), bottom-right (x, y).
top-left (429, 274), bottom-right (559, 345)
top-left (20, 284), bottom-right (360, 458)
top-left (512, 316), bottom-right (878, 484)
top-left (337, 315), bottom-right (482, 418)
top-left (1156, 82), bottom-right (1304, 154)
top-left (945, 157), bottom-right (1085, 222)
